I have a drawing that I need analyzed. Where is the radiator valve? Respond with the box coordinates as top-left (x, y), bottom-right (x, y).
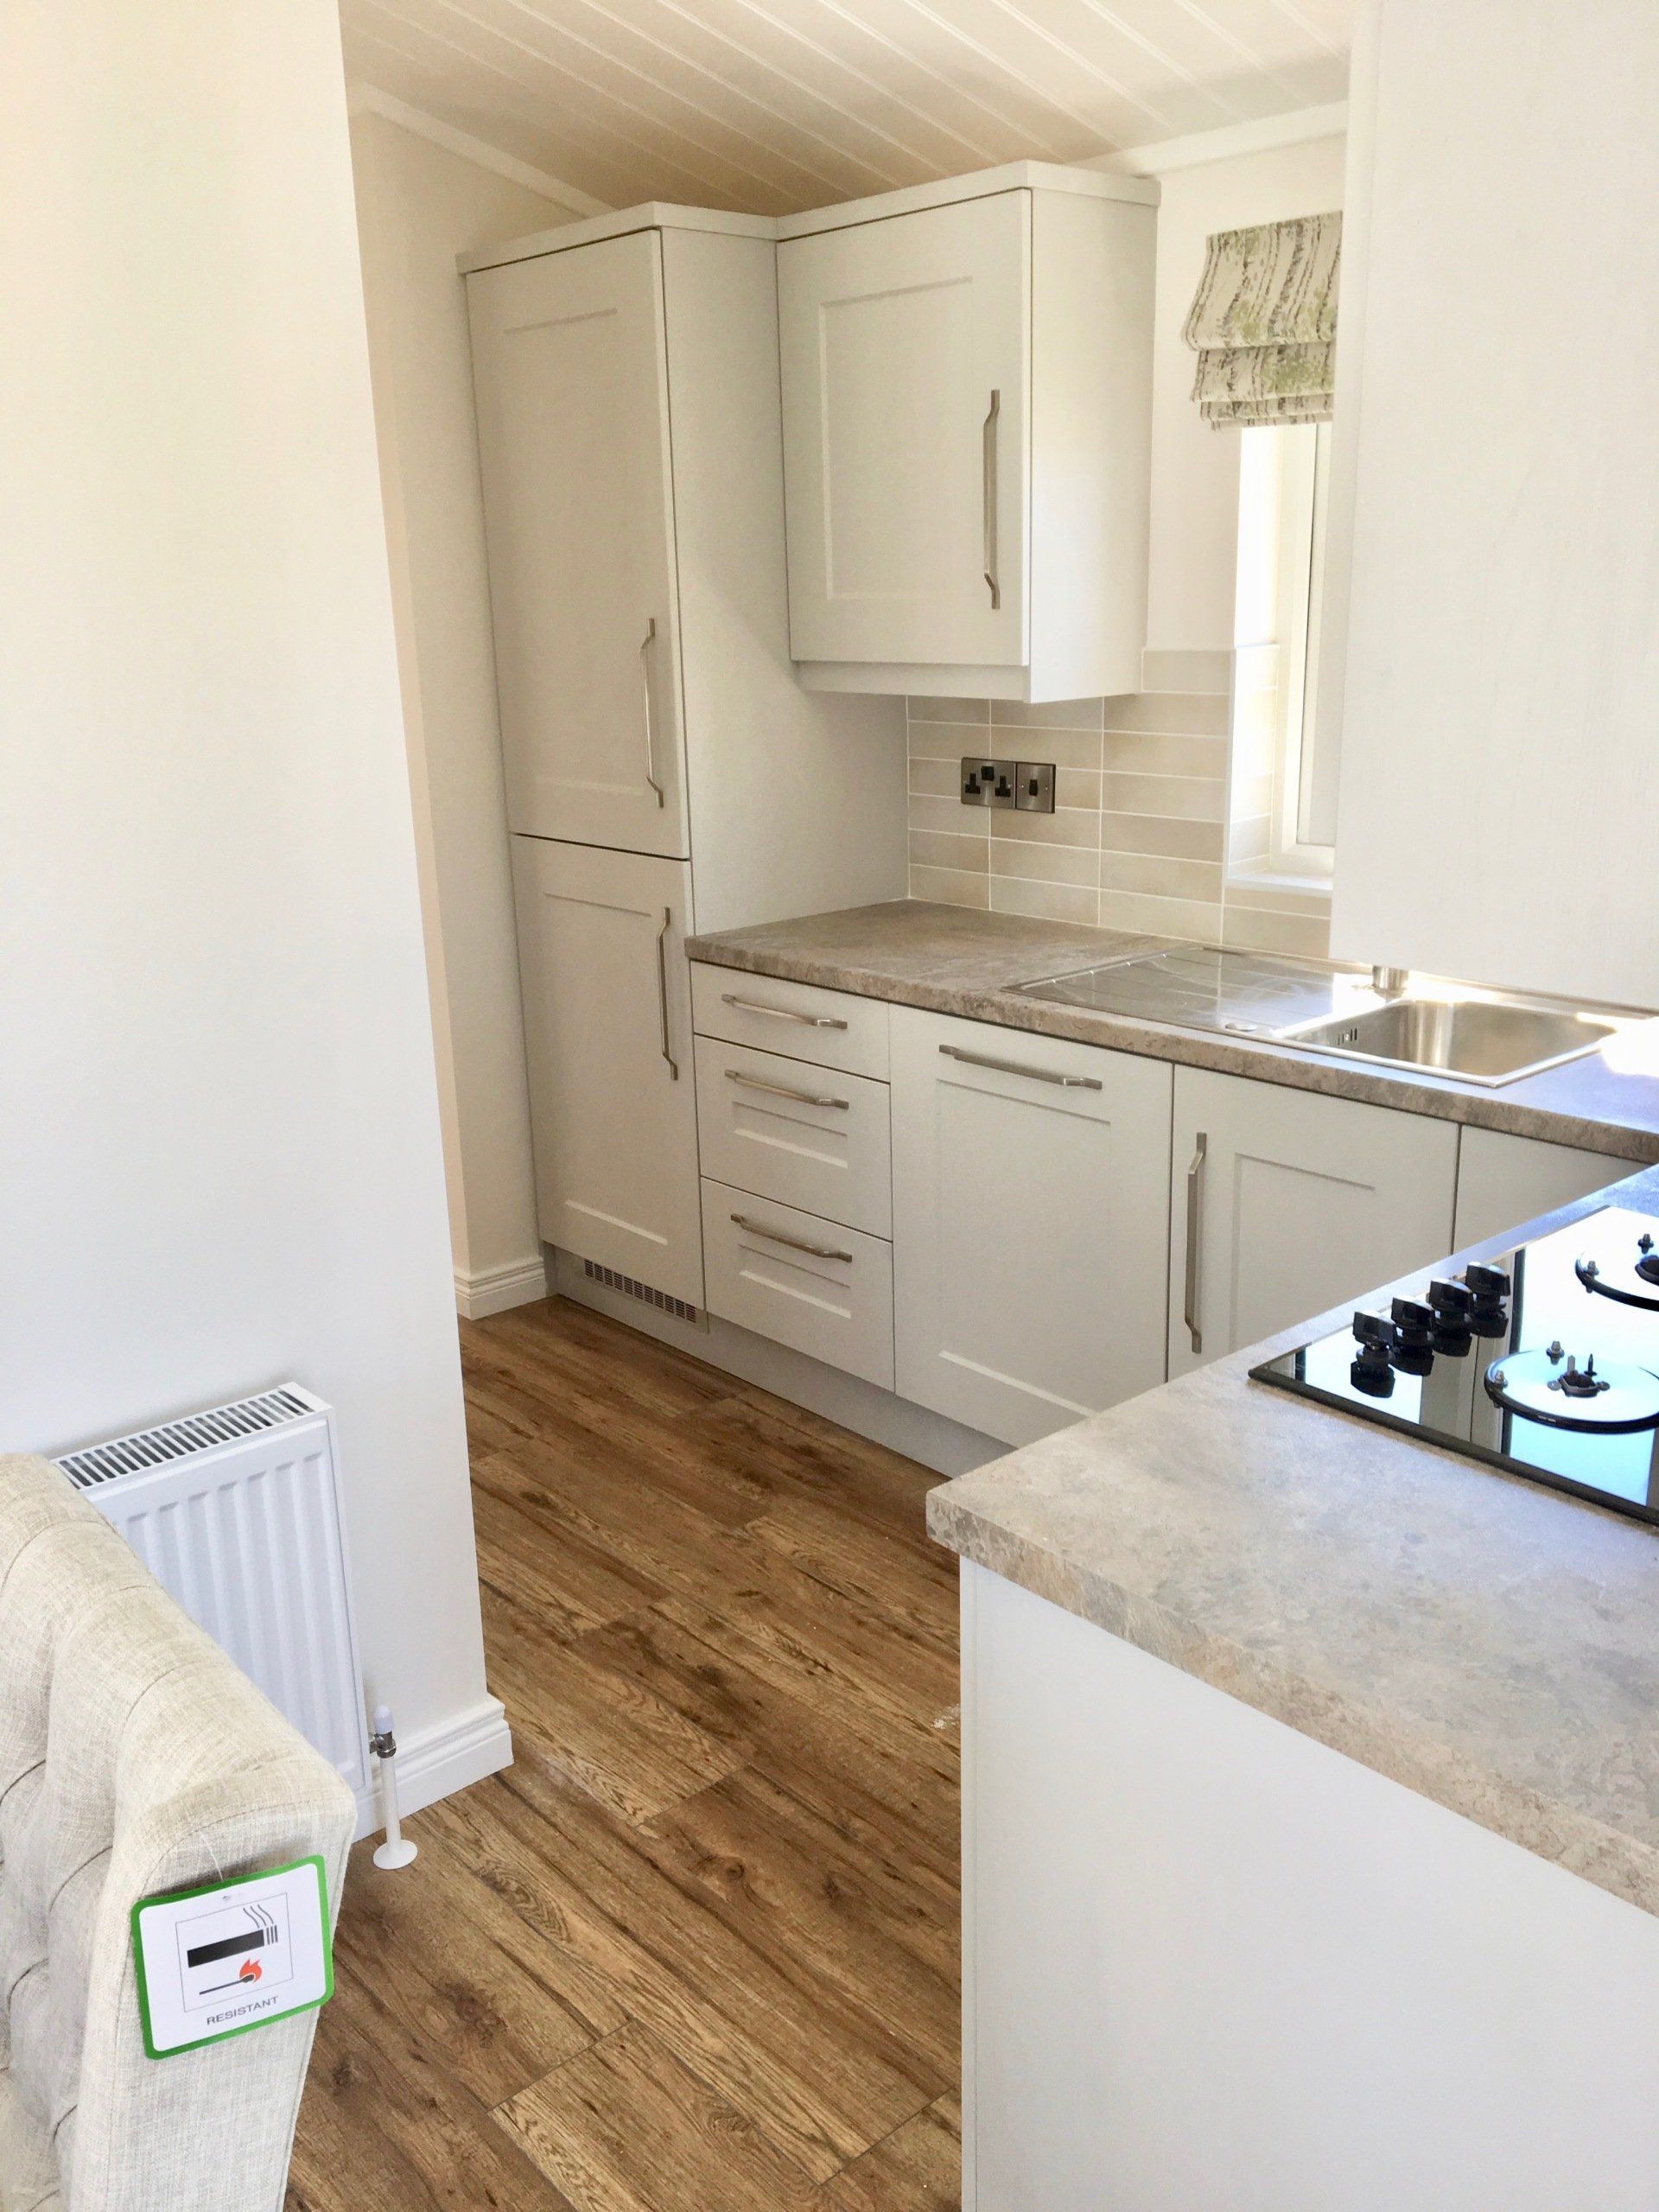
top-left (369, 1702), bottom-right (417, 1872)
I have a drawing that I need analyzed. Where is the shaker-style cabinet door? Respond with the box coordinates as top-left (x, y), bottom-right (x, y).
top-left (470, 232), bottom-right (688, 855)
top-left (1168, 1066), bottom-right (1459, 1379)
top-left (779, 192), bottom-right (1030, 670)
top-left (511, 837), bottom-right (703, 1308)
top-left (891, 1007), bottom-right (1171, 1448)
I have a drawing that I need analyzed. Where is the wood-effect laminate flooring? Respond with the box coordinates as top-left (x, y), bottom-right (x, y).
top-left (286, 1294), bottom-right (961, 2212)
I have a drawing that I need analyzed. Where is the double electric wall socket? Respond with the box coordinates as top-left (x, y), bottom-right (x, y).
top-left (960, 758), bottom-right (1013, 806)
top-left (960, 758), bottom-right (1055, 813)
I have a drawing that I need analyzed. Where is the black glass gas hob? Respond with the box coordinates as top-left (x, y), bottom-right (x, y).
top-left (1251, 1205), bottom-right (1659, 1526)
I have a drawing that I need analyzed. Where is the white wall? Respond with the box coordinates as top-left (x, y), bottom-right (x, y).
top-left (350, 110), bottom-right (582, 1313)
top-left (1144, 134), bottom-right (1347, 654)
top-left (0, 0), bottom-right (504, 1802)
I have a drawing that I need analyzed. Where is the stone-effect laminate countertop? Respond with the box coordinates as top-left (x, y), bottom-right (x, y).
top-left (686, 900), bottom-right (1659, 1160)
top-left (928, 1163), bottom-right (1659, 1919)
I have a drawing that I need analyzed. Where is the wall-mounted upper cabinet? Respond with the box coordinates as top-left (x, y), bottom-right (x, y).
top-left (776, 165), bottom-right (1158, 705)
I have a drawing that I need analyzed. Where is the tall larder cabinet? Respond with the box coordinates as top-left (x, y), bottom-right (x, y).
top-left (465, 207), bottom-right (906, 1312)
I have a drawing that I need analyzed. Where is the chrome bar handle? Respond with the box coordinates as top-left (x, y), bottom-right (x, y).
top-left (940, 1042), bottom-right (1100, 1090)
top-left (719, 992), bottom-right (848, 1031)
top-left (730, 1213), bottom-right (853, 1265)
top-left (640, 617), bottom-right (664, 809)
top-left (725, 1068), bottom-right (849, 1111)
top-left (1184, 1132), bottom-right (1207, 1353)
top-left (982, 389), bottom-right (1001, 610)
top-left (656, 908), bottom-right (677, 1081)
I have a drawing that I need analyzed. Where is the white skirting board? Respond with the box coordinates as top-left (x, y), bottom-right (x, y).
top-left (352, 1693), bottom-right (512, 1840)
top-left (454, 1255), bottom-right (550, 1319)
top-left (550, 1245), bottom-right (1001, 1478)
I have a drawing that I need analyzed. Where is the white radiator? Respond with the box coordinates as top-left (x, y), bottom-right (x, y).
top-left (54, 1385), bottom-right (370, 1798)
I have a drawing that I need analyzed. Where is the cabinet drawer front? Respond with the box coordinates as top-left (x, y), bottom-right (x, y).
top-left (891, 1006), bottom-right (1172, 1447)
top-left (690, 962), bottom-right (888, 1078)
top-left (702, 1179), bottom-right (894, 1390)
top-left (694, 1037), bottom-right (893, 1237)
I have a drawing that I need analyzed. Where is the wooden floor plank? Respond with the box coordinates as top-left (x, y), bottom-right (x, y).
top-left (479, 1583), bottom-right (749, 1827)
top-left (472, 1480), bottom-right (664, 1642)
top-left (327, 1830), bottom-right (604, 2107)
top-left (289, 1967), bottom-right (583, 2212)
top-left (646, 1764), bottom-right (959, 2082)
top-left (290, 1294), bottom-right (961, 2212)
top-left (817, 2097), bottom-right (963, 2212)
top-left (499, 2018), bottom-right (820, 2212)
top-left (480, 1753), bottom-right (948, 2174)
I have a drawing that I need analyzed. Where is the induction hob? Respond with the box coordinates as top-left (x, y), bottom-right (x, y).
top-left (1250, 1205), bottom-right (1659, 1525)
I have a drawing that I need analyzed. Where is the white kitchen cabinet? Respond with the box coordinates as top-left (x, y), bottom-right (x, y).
top-left (511, 837), bottom-right (702, 1308)
top-left (963, 1564), bottom-right (1659, 2212)
top-left (777, 165), bottom-right (1157, 703)
top-left (690, 961), bottom-right (889, 1081)
top-left (892, 1007), bottom-right (1172, 1447)
top-left (1325, 4), bottom-right (1659, 1007)
top-left (1168, 1067), bottom-right (1459, 1377)
top-left (467, 207), bottom-right (908, 1319)
top-left (1452, 1127), bottom-right (1624, 1253)
top-left (693, 1035), bottom-right (893, 1239)
top-left (702, 1180), bottom-right (895, 1391)
top-left (469, 231), bottom-right (688, 856)
top-left (467, 210), bottom-right (906, 916)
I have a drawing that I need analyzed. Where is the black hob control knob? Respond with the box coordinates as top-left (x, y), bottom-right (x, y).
top-left (1351, 1350), bottom-right (1396, 1397)
top-left (1389, 1295), bottom-right (1435, 1374)
top-left (1351, 1308), bottom-right (1398, 1396)
top-left (1426, 1277), bottom-right (1473, 1357)
top-left (1461, 1262), bottom-right (1510, 1339)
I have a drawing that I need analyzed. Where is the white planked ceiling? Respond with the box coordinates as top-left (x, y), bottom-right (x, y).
top-left (340, 0), bottom-right (1354, 214)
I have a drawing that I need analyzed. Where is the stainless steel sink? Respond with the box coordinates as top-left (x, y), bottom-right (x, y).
top-left (1010, 944), bottom-right (1627, 1086)
top-left (1274, 995), bottom-right (1620, 1084)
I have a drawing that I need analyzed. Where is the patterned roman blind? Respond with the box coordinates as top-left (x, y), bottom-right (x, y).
top-left (1183, 211), bottom-right (1342, 429)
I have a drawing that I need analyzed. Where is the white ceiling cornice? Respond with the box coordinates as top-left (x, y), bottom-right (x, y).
top-left (346, 80), bottom-right (608, 213)
top-left (1096, 98), bottom-right (1347, 175)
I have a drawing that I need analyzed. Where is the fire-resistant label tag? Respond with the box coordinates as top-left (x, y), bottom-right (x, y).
top-left (130, 1855), bottom-right (332, 2058)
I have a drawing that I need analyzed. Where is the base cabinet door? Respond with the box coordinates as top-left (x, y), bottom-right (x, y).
top-left (512, 837), bottom-right (702, 1307)
top-left (1452, 1126), bottom-right (1621, 1250)
top-left (1169, 1067), bottom-right (1459, 1378)
top-left (892, 1007), bottom-right (1172, 1448)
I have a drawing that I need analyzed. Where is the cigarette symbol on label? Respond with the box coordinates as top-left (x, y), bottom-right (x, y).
top-left (190, 1906), bottom-right (279, 1994)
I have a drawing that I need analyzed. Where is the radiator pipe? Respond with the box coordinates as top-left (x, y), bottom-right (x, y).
top-left (368, 1703), bottom-right (418, 1871)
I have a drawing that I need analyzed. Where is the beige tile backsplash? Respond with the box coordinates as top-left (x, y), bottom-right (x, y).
top-left (906, 647), bottom-right (1332, 959)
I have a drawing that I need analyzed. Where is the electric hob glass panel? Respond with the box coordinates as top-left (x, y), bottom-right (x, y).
top-left (1251, 1206), bottom-right (1659, 1522)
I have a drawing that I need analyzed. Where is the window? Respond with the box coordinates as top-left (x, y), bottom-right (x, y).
top-left (1230, 420), bottom-right (1333, 883)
